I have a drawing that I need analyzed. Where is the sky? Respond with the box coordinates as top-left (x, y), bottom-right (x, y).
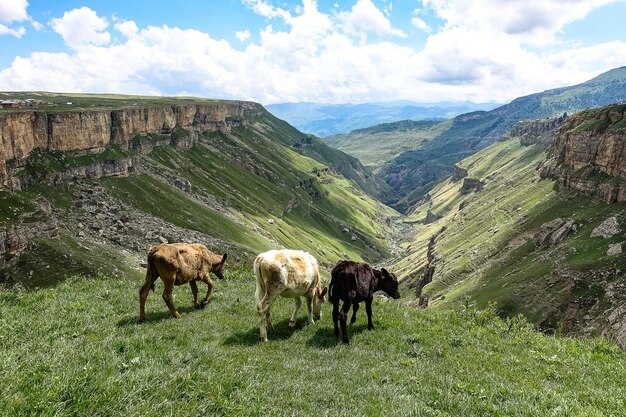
top-left (0, 0), bottom-right (625, 105)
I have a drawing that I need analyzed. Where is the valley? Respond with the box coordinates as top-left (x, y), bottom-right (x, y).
top-left (1, 90), bottom-right (626, 416)
top-left (0, 95), bottom-right (398, 288)
top-left (325, 67), bottom-right (626, 211)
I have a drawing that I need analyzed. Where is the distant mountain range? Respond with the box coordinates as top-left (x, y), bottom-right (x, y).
top-left (323, 66), bottom-right (626, 211)
top-left (265, 101), bottom-right (500, 137)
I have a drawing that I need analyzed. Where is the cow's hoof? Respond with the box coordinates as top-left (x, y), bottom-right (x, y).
top-left (138, 318), bottom-right (145, 324)
top-left (173, 312), bottom-right (181, 319)
top-left (368, 326), bottom-right (375, 331)
top-left (342, 339), bottom-right (350, 345)
top-left (194, 303), bottom-right (201, 310)
top-left (334, 330), bottom-right (340, 338)
top-left (200, 300), bottom-right (209, 309)
top-left (288, 320), bottom-right (296, 328)
top-left (260, 337), bottom-right (268, 343)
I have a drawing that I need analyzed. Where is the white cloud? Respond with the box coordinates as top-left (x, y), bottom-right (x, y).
top-left (235, 29), bottom-right (250, 41)
top-left (340, 0), bottom-right (406, 39)
top-left (0, 0), bottom-right (28, 37)
top-left (0, 1), bottom-right (624, 105)
top-left (411, 17), bottom-right (430, 33)
top-left (0, 23), bottom-right (25, 37)
top-left (422, 0), bottom-right (618, 45)
top-left (0, 0), bottom-right (28, 22)
top-left (242, 0), bottom-right (292, 22)
top-left (30, 19), bottom-right (42, 31)
top-left (50, 7), bottom-right (111, 50)
top-left (115, 20), bottom-right (138, 38)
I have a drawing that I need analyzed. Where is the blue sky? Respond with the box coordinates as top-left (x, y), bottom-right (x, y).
top-left (1, 0), bottom-right (625, 104)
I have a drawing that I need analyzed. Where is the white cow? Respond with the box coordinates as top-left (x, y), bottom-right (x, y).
top-left (254, 249), bottom-right (327, 342)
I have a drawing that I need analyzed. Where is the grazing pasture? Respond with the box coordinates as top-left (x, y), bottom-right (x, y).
top-left (1, 267), bottom-right (625, 416)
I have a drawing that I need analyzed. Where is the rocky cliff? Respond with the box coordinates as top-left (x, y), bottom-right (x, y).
top-left (0, 102), bottom-right (262, 188)
top-left (540, 104), bottom-right (626, 202)
top-left (506, 116), bottom-right (564, 146)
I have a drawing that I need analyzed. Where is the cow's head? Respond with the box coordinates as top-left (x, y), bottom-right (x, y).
top-left (312, 286), bottom-right (328, 320)
top-left (379, 268), bottom-right (401, 299)
top-left (212, 253), bottom-right (228, 279)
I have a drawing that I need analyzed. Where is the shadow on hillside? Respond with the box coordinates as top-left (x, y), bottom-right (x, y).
top-left (223, 317), bottom-right (308, 346)
top-left (306, 323), bottom-right (369, 349)
top-left (116, 306), bottom-right (198, 326)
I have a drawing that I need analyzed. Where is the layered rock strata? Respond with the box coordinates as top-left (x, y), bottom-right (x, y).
top-left (540, 104), bottom-right (626, 202)
top-left (0, 102), bottom-right (263, 187)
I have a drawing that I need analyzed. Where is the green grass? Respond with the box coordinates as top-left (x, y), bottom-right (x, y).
top-left (1, 270), bottom-right (624, 416)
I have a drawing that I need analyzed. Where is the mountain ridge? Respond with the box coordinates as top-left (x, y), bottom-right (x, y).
top-left (323, 66), bottom-right (626, 211)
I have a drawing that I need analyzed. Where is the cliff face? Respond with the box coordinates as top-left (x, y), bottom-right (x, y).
top-left (541, 104), bottom-right (626, 202)
top-left (0, 102), bottom-right (262, 187)
top-left (507, 117), bottom-right (563, 146)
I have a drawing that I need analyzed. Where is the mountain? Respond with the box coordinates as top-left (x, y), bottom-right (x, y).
top-left (324, 67), bottom-right (626, 211)
top-left (393, 104), bottom-right (626, 347)
top-left (265, 101), bottom-right (498, 137)
top-left (0, 93), bottom-right (398, 287)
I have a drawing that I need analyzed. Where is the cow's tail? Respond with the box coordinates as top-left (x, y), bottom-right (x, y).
top-left (329, 268), bottom-right (338, 303)
top-left (145, 246), bottom-right (159, 292)
top-left (254, 256), bottom-right (265, 305)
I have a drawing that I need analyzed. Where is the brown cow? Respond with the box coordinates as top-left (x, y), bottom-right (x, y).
top-left (139, 243), bottom-right (227, 322)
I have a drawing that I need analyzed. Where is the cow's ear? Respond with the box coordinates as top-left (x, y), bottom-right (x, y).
top-left (320, 287), bottom-right (328, 297)
top-left (221, 253), bottom-right (228, 263)
top-left (381, 268), bottom-right (389, 277)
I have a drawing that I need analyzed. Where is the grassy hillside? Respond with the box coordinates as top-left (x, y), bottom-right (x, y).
top-left (1, 270), bottom-right (624, 416)
top-left (394, 137), bottom-right (626, 340)
top-left (324, 67), bottom-right (626, 211)
top-left (1, 100), bottom-right (398, 288)
top-left (324, 120), bottom-right (451, 170)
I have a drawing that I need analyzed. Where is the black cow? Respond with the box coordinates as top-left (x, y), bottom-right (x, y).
top-left (329, 260), bottom-right (401, 344)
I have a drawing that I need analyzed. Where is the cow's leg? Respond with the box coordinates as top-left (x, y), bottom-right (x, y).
top-left (138, 277), bottom-right (152, 323)
top-left (289, 297), bottom-right (302, 328)
top-left (266, 306), bottom-right (274, 333)
top-left (200, 274), bottom-right (213, 308)
top-left (190, 280), bottom-right (200, 309)
top-left (257, 290), bottom-right (280, 342)
top-left (162, 278), bottom-right (180, 319)
top-left (332, 300), bottom-right (340, 338)
top-left (351, 302), bottom-right (359, 324)
top-left (366, 296), bottom-right (374, 330)
top-left (339, 298), bottom-right (352, 344)
top-left (306, 294), bottom-right (315, 325)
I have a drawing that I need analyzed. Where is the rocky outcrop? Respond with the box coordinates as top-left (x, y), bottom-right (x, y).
top-left (535, 218), bottom-right (576, 247)
top-left (415, 226), bottom-right (446, 307)
top-left (590, 216), bottom-right (621, 238)
top-left (460, 177), bottom-right (484, 194)
top-left (508, 117), bottom-right (563, 146)
top-left (607, 243), bottom-right (622, 256)
top-left (0, 197), bottom-right (59, 280)
top-left (540, 104), bottom-right (626, 202)
top-left (423, 210), bottom-right (439, 224)
top-left (0, 101), bottom-right (263, 188)
top-left (452, 165), bottom-right (468, 182)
